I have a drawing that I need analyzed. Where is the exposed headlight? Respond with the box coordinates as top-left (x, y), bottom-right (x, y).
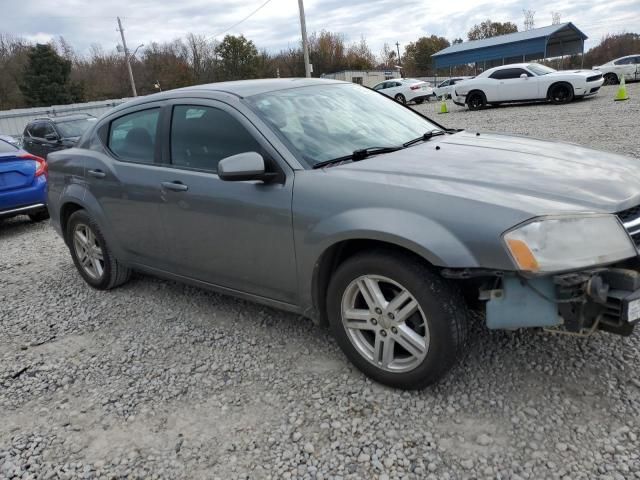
top-left (503, 215), bottom-right (636, 273)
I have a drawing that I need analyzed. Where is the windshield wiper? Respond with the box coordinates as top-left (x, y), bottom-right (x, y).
top-left (312, 146), bottom-right (404, 169)
top-left (403, 129), bottom-right (446, 148)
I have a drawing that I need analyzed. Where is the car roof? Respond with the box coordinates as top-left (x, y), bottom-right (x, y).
top-left (109, 78), bottom-right (350, 113)
top-left (29, 113), bottom-right (94, 124)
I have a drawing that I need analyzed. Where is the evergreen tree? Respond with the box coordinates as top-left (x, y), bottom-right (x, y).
top-left (20, 43), bottom-right (83, 107)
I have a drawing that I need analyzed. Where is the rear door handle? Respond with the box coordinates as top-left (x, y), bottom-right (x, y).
top-left (161, 181), bottom-right (188, 192)
top-left (88, 169), bottom-right (106, 178)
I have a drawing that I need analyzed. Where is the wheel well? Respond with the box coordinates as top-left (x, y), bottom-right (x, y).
top-left (547, 81), bottom-right (574, 98)
top-left (60, 202), bottom-right (84, 242)
top-left (466, 89), bottom-right (485, 102)
top-left (312, 239), bottom-right (434, 326)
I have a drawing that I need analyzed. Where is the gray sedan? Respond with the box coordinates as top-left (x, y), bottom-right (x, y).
top-left (47, 78), bottom-right (640, 389)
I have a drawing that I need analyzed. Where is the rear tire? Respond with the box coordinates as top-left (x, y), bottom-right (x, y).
top-left (28, 210), bottom-right (49, 222)
top-left (549, 83), bottom-right (574, 104)
top-left (66, 210), bottom-right (131, 290)
top-left (467, 92), bottom-right (486, 110)
top-left (603, 73), bottom-right (619, 86)
top-left (326, 250), bottom-right (469, 390)
top-left (394, 94), bottom-right (406, 105)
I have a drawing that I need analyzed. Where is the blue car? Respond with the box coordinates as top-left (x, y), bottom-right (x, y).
top-left (0, 137), bottom-right (49, 222)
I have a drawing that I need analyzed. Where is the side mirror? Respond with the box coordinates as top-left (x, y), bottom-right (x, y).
top-left (520, 73), bottom-right (528, 79)
top-left (218, 152), bottom-right (271, 182)
top-left (44, 133), bottom-right (59, 142)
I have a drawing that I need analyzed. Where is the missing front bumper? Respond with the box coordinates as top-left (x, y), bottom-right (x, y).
top-left (483, 268), bottom-right (640, 336)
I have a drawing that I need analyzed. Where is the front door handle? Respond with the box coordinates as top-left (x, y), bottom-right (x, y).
top-left (88, 169), bottom-right (106, 178)
top-left (161, 181), bottom-right (189, 192)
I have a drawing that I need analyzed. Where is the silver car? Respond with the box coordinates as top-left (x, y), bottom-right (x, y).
top-left (47, 79), bottom-right (640, 389)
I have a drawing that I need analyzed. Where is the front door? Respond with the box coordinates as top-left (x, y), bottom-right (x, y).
top-left (158, 101), bottom-right (298, 304)
top-left (496, 68), bottom-right (538, 101)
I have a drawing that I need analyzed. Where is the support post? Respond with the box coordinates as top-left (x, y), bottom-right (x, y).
top-left (117, 17), bottom-right (137, 97)
top-left (297, 0), bottom-right (311, 78)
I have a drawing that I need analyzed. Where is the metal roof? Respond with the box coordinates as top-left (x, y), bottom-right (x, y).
top-left (433, 23), bottom-right (588, 68)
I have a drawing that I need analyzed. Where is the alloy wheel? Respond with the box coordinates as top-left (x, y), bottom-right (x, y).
top-left (340, 275), bottom-right (429, 373)
top-left (72, 223), bottom-right (105, 280)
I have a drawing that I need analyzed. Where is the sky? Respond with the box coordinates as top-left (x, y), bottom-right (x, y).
top-left (1, 0), bottom-right (638, 58)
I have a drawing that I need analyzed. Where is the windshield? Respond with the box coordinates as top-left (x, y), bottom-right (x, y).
top-left (245, 83), bottom-right (439, 166)
top-left (527, 64), bottom-right (556, 76)
top-left (56, 117), bottom-right (97, 138)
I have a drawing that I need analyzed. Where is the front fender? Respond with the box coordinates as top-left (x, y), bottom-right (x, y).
top-left (295, 207), bottom-right (479, 316)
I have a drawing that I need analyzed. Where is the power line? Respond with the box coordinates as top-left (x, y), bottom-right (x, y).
top-left (207, 0), bottom-right (274, 40)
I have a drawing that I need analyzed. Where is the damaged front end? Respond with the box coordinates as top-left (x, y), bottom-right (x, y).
top-left (479, 265), bottom-right (640, 336)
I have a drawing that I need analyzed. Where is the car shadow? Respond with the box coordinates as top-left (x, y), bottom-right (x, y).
top-left (0, 215), bottom-right (48, 241)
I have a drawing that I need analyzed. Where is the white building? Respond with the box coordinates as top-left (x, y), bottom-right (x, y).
top-left (321, 70), bottom-right (401, 88)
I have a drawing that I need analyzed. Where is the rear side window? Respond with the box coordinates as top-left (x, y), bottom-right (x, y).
top-left (0, 139), bottom-right (17, 153)
top-left (108, 109), bottom-right (160, 162)
top-left (170, 105), bottom-right (260, 173)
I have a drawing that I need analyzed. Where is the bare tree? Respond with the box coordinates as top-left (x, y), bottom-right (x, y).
top-left (523, 10), bottom-right (535, 30)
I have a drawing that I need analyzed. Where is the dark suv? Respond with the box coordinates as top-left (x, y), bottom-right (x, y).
top-left (22, 114), bottom-right (97, 159)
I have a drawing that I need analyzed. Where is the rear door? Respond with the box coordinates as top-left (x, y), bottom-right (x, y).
top-left (84, 104), bottom-right (171, 267)
top-left (157, 100), bottom-right (298, 304)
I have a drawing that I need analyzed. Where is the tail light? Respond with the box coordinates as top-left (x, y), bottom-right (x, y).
top-left (410, 85), bottom-right (421, 90)
top-left (19, 153), bottom-right (48, 178)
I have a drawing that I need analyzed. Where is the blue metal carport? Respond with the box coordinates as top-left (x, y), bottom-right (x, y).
top-left (433, 23), bottom-right (588, 70)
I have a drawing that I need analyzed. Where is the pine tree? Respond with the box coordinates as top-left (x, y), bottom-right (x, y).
top-left (20, 43), bottom-right (83, 107)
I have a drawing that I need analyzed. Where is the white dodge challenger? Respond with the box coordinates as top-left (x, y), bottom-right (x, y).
top-left (452, 63), bottom-right (604, 110)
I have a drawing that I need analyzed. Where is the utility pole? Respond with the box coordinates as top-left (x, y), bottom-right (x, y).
top-left (117, 17), bottom-right (137, 97)
top-left (395, 42), bottom-right (401, 64)
top-left (297, 0), bottom-right (312, 78)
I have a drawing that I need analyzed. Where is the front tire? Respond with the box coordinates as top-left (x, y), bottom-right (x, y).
top-left (467, 92), bottom-right (486, 110)
top-left (326, 250), bottom-right (469, 389)
top-left (394, 94), bottom-right (406, 105)
top-left (66, 210), bottom-right (131, 290)
top-left (549, 83), bottom-right (574, 104)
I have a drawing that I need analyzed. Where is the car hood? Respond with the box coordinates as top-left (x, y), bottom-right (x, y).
top-left (327, 131), bottom-right (640, 214)
top-left (548, 69), bottom-right (596, 78)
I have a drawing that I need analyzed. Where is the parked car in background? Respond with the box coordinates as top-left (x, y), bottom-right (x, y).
top-left (0, 134), bottom-right (21, 148)
top-left (433, 77), bottom-right (471, 99)
top-left (452, 63), bottom-right (604, 110)
top-left (372, 78), bottom-right (434, 104)
top-left (47, 79), bottom-right (640, 389)
top-left (594, 55), bottom-right (640, 85)
top-left (22, 113), bottom-right (97, 159)
top-left (0, 137), bottom-right (48, 222)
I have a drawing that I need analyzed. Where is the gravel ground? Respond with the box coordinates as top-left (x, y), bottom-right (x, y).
top-left (2, 83), bottom-right (640, 480)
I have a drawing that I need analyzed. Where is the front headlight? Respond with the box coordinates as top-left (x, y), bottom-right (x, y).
top-left (503, 214), bottom-right (637, 273)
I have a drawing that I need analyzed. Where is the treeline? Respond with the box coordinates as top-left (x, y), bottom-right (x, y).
top-left (1, 27), bottom-right (638, 109)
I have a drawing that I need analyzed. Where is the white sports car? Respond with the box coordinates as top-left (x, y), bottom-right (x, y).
top-left (452, 63), bottom-right (604, 110)
top-left (593, 55), bottom-right (640, 85)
